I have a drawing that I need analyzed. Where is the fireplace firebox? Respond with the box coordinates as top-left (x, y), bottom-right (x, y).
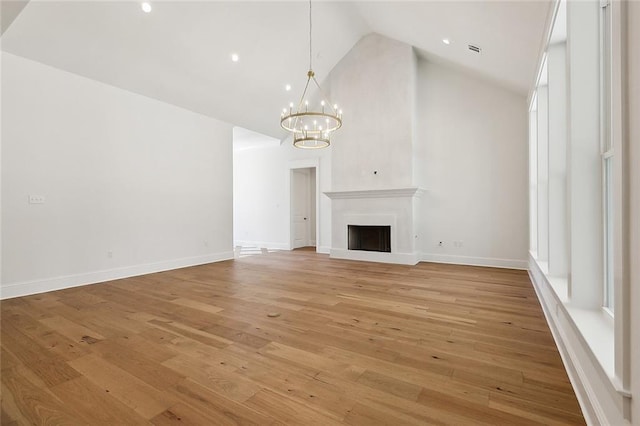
top-left (348, 225), bottom-right (391, 252)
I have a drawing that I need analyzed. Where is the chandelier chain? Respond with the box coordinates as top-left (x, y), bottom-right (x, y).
top-left (309, 0), bottom-right (313, 71)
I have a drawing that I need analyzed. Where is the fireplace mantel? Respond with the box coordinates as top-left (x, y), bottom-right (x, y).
top-left (324, 187), bottom-right (425, 200)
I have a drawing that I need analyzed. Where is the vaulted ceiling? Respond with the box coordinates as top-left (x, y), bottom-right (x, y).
top-left (1, 1), bottom-right (551, 139)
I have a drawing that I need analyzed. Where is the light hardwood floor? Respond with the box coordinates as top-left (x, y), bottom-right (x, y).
top-left (1, 249), bottom-right (585, 425)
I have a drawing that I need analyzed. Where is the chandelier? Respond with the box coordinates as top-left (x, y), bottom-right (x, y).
top-left (280, 0), bottom-right (342, 149)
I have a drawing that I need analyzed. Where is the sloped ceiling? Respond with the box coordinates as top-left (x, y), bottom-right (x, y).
top-left (0, 0), bottom-right (29, 35)
top-left (1, 1), bottom-right (550, 139)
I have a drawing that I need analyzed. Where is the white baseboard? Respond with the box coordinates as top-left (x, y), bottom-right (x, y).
top-left (234, 240), bottom-right (290, 250)
top-left (421, 253), bottom-right (528, 270)
top-left (330, 249), bottom-right (419, 265)
top-left (528, 255), bottom-right (630, 426)
top-left (0, 251), bottom-right (234, 300)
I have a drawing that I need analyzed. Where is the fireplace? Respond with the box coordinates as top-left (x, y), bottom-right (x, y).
top-left (324, 187), bottom-right (423, 265)
top-left (348, 225), bottom-right (391, 253)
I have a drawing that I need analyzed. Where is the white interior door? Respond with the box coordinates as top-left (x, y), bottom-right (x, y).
top-left (292, 169), bottom-right (309, 249)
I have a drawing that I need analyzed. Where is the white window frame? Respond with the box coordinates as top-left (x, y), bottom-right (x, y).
top-left (599, 0), bottom-right (614, 316)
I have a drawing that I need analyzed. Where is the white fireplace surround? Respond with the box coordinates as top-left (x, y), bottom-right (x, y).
top-left (325, 187), bottom-right (424, 265)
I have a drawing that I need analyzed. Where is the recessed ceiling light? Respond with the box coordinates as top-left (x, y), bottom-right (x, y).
top-left (231, 53), bottom-right (239, 62)
top-left (285, 84), bottom-right (292, 91)
top-left (141, 2), bottom-right (152, 13)
top-left (442, 38), bottom-right (450, 45)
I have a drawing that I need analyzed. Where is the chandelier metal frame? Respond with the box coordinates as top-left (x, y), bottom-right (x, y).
top-left (280, 0), bottom-right (342, 149)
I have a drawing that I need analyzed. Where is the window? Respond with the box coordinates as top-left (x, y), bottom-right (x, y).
top-left (527, 1), bottom-right (632, 421)
top-left (600, 0), bottom-right (613, 313)
top-left (603, 155), bottom-right (613, 311)
top-left (529, 95), bottom-right (538, 254)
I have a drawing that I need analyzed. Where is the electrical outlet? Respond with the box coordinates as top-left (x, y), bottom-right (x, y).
top-left (28, 195), bottom-right (45, 204)
top-left (107, 251), bottom-right (113, 258)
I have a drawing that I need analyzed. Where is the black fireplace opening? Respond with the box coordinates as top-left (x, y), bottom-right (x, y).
top-left (348, 225), bottom-right (391, 253)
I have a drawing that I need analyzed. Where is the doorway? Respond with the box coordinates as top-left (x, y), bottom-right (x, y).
top-left (290, 167), bottom-right (316, 249)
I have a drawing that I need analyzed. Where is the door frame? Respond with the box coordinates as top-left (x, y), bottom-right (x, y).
top-left (289, 158), bottom-right (320, 251)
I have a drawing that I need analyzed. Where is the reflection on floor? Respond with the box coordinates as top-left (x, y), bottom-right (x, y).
top-left (234, 246), bottom-right (315, 258)
top-left (234, 246), bottom-right (277, 258)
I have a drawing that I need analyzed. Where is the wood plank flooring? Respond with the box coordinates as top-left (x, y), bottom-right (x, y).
top-left (1, 249), bottom-right (585, 425)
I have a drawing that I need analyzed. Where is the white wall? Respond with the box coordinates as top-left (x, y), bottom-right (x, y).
top-left (329, 33), bottom-right (415, 191)
top-left (1, 52), bottom-right (234, 298)
top-left (233, 144), bottom-right (288, 249)
top-left (233, 139), bottom-right (332, 253)
top-left (416, 60), bottom-right (529, 269)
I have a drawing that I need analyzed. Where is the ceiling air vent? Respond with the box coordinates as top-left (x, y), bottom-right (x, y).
top-left (468, 44), bottom-right (482, 54)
